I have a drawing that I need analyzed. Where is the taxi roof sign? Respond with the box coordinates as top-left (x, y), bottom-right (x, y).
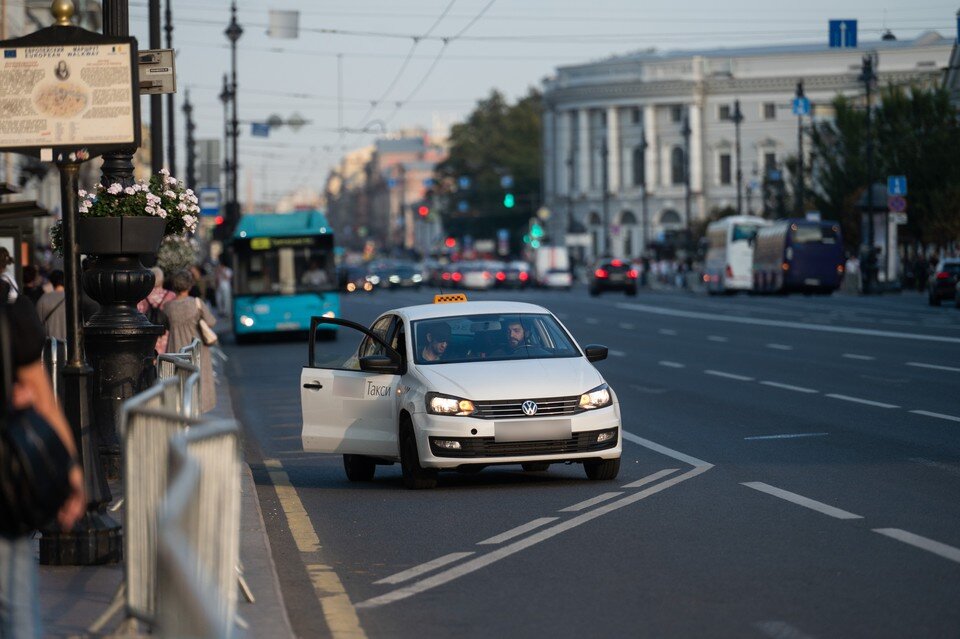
top-left (434, 294), bottom-right (468, 304)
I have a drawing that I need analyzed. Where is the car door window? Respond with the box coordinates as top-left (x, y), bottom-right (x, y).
top-left (390, 320), bottom-right (407, 360)
top-left (359, 315), bottom-right (395, 359)
top-left (311, 316), bottom-right (396, 371)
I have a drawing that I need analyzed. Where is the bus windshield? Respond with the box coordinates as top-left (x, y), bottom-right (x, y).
top-left (731, 224), bottom-right (761, 242)
top-left (234, 237), bottom-right (336, 295)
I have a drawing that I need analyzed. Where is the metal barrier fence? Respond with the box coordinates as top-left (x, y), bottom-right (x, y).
top-left (41, 337), bottom-right (65, 402)
top-left (157, 419), bottom-right (241, 638)
top-left (157, 353), bottom-right (201, 418)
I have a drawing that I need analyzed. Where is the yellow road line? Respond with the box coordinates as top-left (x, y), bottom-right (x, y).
top-left (264, 458), bottom-right (367, 639)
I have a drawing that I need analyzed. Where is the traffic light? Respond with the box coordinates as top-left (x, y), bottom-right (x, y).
top-left (444, 237), bottom-right (456, 248)
top-left (417, 205), bottom-right (429, 217)
top-left (215, 215), bottom-right (224, 225)
top-left (530, 221), bottom-right (544, 239)
top-left (503, 193), bottom-right (515, 208)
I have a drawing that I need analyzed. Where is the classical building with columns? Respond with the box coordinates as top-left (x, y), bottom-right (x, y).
top-left (541, 32), bottom-right (953, 261)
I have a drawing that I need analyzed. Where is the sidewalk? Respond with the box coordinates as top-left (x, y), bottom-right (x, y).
top-left (37, 353), bottom-right (294, 638)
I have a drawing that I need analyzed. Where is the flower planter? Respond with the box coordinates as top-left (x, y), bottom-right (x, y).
top-left (77, 216), bottom-right (167, 256)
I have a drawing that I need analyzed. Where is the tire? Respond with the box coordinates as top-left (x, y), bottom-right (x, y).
top-left (589, 287), bottom-right (600, 297)
top-left (521, 462), bottom-right (550, 472)
top-left (583, 457), bottom-right (620, 480)
top-left (343, 454), bottom-right (376, 481)
top-left (929, 295), bottom-right (940, 307)
top-left (625, 287), bottom-right (637, 297)
top-left (400, 426), bottom-right (437, 489)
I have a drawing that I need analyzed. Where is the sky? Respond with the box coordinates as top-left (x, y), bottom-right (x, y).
top-left (120, 0), bottom-right (957, 208)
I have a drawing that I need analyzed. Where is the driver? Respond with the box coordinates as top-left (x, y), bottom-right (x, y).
top-left (420, 322), bottom-right (451, 362)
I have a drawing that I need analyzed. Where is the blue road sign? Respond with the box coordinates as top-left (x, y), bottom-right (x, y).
top-left (500, 175), bottom-right (514, 189)
top-left (497, 228), bottom-right (510, 241)
top-left (457, 200), bottom-right (469, 213)
top-left (792, 97), bottom-right (811, 116)
top-left (198, 187), bottom-right (221, 216)
top-left (251, 122), bottom-right (270, 137)
top-left (828, 20), bottom-right (857, 48)
top-left (458, 176), bottom-right (471, 190)
top-left (387, 178), bottom-right (397, 188)
top-left (887, 175), bottom-right (907, 196)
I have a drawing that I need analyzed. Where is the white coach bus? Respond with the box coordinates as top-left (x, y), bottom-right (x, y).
top-left (703, 215), bottom-right (770, 294)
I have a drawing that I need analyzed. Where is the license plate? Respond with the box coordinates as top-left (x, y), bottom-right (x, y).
top-left (609, 274), bottom-right (624, 281)
top-left (276, 321), bottom-right (300, 330)
top-left (494, 419), bottom-right (572, 442)
top-left (804, 278), bottom-right (820, 286)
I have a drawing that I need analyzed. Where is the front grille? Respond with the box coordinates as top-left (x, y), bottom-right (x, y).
top-left (430, 428), bottom-right (618, 458)
top-left (473, 395), bottom-right (581, 419)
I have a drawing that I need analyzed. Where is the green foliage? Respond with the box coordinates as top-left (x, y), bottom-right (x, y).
top-left (434, 88), bottom-right (542, 248)
top-left (809, 85), bottom-right (960, 248)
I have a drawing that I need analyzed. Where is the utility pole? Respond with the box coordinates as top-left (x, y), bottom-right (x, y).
top-left (732, 99), bottom-right (744, 215)
top-left (225, 1), bottom-right (242, 227)
top-left (182, 91), bottom-right (197, 191)
top-left (164, 0), bottom-right (175, 176)
top-left (219, 74), bottom-right (232, 233)
top-left (149, 0), bottom-right (162, 171)
top-left (795, 81), bottom-right (806, 215)
top-left (681, 114), bottom-right (692, 248)
top-left (600, 138), bottom-right (610, 257)
top-left (639, 126), bottom-right (649, 254)
top-left (860, 52), bottom-right (878, 293)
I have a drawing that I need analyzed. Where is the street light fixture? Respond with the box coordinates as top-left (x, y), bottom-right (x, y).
top-left (732, 99), bottom-right (744, 215)
top-left (224, 1), bottom-right (242, 229)
top-left (681, 114), bottom-right (692, 246)
top-left (638, 126), bottom-right (649, 254)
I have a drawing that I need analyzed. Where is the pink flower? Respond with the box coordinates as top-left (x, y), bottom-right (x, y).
top-left (107, 183), bottom-right (123, 195)
top-left (183, 214), bottom-right (196, 228)
top-left (124, 186), bottom-right (135, 195)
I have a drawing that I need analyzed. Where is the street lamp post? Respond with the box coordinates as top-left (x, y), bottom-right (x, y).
top-left (182, 91), bottom-right (196, 191)
top-left (639, 127), bottom-right (649, 255)
top-left (225, 2), bottom-right (242, 228)
top-left (681, 114), bottom-right (692, 247)
top-left (600, 138), bottom-right (610, 257)
top-left (164, 0), bottom-right (176, 176)
top-left (732, 99), bottom-right (744, 215)
top-left (860, 52), bottom-right (878, 293)
top-left (795, 81), bottom-right (806, 215)
top-left (219, 74), bottom-right (232, 231)
top-left (148, 0), bottom-right (162, 171)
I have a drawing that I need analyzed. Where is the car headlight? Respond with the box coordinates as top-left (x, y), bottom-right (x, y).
top-left (579, 384), bottom-right (612, 410)
top-left (426, 392), bottom-right (476, 416)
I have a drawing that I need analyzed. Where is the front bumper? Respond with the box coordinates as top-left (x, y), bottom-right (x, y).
top-left (411, 404), bottom-right (622, 468)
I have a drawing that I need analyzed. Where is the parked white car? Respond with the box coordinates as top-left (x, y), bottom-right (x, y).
top-left (300, 297), bottom-right (622, 488)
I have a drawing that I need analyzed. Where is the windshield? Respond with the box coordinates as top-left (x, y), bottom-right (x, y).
top-left (731, 224), bottom-right (761, 242)
top-left (234, 239), bottom-right (336, 295)
top-left (413, 313), bottom-right (580, 365)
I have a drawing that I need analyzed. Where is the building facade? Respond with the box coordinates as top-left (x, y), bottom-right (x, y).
top-left (542, 32), bottom-right (953, 261)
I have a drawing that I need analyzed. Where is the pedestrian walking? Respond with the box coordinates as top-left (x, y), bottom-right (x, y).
top-left (214, 262), bottom-right (233, 318)
top-left (34, 269), bottom-right (66, 341)
top-left (163, 269), bottom-right (217, 413)
top-left (0, 247), bottom-right (18, 303)
top-left (136, 266), bottom-right (176, 356)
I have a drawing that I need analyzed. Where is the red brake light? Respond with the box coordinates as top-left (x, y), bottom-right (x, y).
top-left (519, 271), bottom-right (529, 281)
top-left (442, 272), bottom-right (451, 280)
top-left (496, 271), bottom-right (506, 281)
top-left (936, 271), bottom-right (951, 280)
top-left (627, 269), bottom-right (638, 278)
top-left (482, 271), bottom-right (491, 280)
top-left (611, 259), bottom-right (623, 267)
top-left (452, 272), bottom-right (462, 282)
top-left (595, 268), bottom-right (609, 278)
top-left (781, 262), bottom-right (790, 271)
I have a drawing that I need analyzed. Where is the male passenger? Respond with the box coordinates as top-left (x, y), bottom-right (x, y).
top-left (493, 319), bottom-right (548, 357)
top-left (420, 322), bottom-right (451, 362)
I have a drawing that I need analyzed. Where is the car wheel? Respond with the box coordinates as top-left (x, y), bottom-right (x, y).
top-left (583, 457), bottom-right (620, 480)
top-left (400, 425), bottom-right (437, 490)
top-left (929, 295), bottom-right (940, 307)
top-left (343, 454), bottom-right (376, 481)
top-left (521, 462), bottom-right (550, 472)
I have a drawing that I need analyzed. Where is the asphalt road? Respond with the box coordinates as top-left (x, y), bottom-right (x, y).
top-left (224, 284), bottom-right (960, 639)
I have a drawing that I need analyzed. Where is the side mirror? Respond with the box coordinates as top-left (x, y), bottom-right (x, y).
top-left (583, 344), bottom-right (608, 362)
top-left (359, 354), bottom-right (400, 374)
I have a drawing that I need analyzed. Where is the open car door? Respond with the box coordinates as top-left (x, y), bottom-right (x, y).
top-left (301, 316), bottom-right (403, 458)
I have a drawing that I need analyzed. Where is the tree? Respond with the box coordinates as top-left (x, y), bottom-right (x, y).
top-left (434, 88), bottom-right (542, 252)
top-left (809, 85), bottom-right (960, 251)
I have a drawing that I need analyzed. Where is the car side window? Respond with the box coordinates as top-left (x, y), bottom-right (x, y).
top-left (390, 321), bottom-right (407, 360)
top-left (357, 315), bottom-right (395, 361)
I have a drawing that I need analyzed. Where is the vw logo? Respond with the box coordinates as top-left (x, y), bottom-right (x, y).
top-left (521, 400), bottom-right (538, 416)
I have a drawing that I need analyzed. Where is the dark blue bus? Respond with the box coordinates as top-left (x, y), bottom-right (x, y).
top-left (752, 219), bottom-right (844, 294)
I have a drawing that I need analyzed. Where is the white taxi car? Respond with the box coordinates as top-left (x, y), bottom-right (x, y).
top-left (300, 295), bottom-right (622, 489)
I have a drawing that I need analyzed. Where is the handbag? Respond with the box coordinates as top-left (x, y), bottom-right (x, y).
top-left (0, 302), bottom-right (74, 536)
top-left (196, 297), bottom-right (218, 346)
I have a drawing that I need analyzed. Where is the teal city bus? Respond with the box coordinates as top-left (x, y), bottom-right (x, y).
top-left (231, 210), bottom-right (339, 342)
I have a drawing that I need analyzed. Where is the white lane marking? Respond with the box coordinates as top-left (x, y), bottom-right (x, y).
top-left (909, 410), bottom-right (960, 423)
top-left (374, 552), bottom-right (475, 585)
top-left (705, 369), bottom-right (754, 382)
top-left (742, 482), bottom-right (863, 520)
top-left (621, 430), bottom-right (713, 468)
top-left (765, 343), bottom-right (794, 351)
top-left (608, 349), bottom-right (626, 357)
top-left (560, 492), bottom-right (624, 513)
top-left (909, 458), bottom-right (960, 477)
top-left (707, 335), bottom-right (729, 343)
top-left (825, 393), bottom-right (899, 409)
top-left (476, 518), bottom-right (558, 546)
top-left (906, 361), bottom-right (960, 373)
top-left (754, 620), bottom-right (817, 639)
top-left (630, 384), bottom-right (667, 394)
top-left (585, 317), bottom-right (599, 325)
top-left (744, 433), bottom-right (829, 441)
top-left (658, 360), bottom-right (685, 369)
top-left (617, 301), bottom-right (960, 344)
top-left (759, 381), bottom-right (819, 394)
top-left (618, 322), bottom-right (635, 330)
top-left (843, 353), bottom-right (876, 361)
top-left (357, 465), bottom-right (712, 609)
top-left (658, 328), bottom-right (677, 336)
top-left (621, 468), bottom-right (678, 488)
top-left (873, 528), bottom-right (960, 564)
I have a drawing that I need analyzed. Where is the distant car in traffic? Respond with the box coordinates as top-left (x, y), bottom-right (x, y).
top-left (460, 262), bottom-right (497, 290)
top-left (929, 258), bottom-right (960, 306)
top-left (343, 266), bottom-right (374, 293)
top-left (589, 259), bottom-right (638, 296)
top-left (497, 261), bottom-right (532, 289)
top-left (541, 269), bottom-right (573, 290)
top-left (300, 296), bottom-right (622, 488)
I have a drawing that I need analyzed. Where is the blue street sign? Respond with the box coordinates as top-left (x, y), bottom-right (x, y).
top-left (792, 97), bottom-right (811, 116)
top-left (458, 176), bottom-right (471, 190)
top-left (828, 20), bottom-right (857, 48)
top-left (457, 200), bottom-right (469, 213)
top-left (251, 122), bottom-right (270, 137)
top-left (769, 170), bottom-right (782, 181)
top-left (887, 175), bottom-right (907, 196)
top-left (198, 187), bottom-right (221, 216)
top-left (500, 175), bottom-right (514, 189)
top-left (387, 178), bottom-right (397, 188)
top-left (497, 228), bottom-right (510, 241)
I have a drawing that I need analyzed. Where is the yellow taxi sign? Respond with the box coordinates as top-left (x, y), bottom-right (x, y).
top-left (434, 293), bottom-right (468, 304)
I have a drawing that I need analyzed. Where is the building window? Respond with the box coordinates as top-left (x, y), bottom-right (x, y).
top-left (632, 146), bottom-right (645, 186)
top-left (763, 102), bottom-right (776, 120)
top-left (719, 153), bottom-right (732, 185)
top-left (599, 110), bottom-right (607, 126)
top-left (764, 152), bottom-right (777, 172)
top-left (671, 146), bottom-right (685, 185)
top-left (718, 104), bottom-right (732, 121)
top-left (670, 105), bottom-right (683, 123)
top-left (631, 107), bottom-right (641, 124)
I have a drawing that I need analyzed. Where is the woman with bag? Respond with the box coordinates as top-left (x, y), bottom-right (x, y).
top-left (163, 269), bottom-right (217, 413)
top-left (136, 266), bottom-right (175, 355)
top-left (0, 295), bottom-right (85, 639)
